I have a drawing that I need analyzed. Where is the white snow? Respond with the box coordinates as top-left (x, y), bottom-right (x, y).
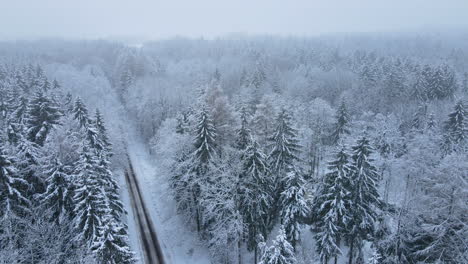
top-left (126, 136), bottom-right (211, 264)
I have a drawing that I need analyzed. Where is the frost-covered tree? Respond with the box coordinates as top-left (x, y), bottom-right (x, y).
top-left (313, 147), bottom-right (353, 263)
top-left (73, 145), bottom-right (107, 245)
top-left (279, 167), bottom-right (309, 251)
top-left (444, 100), bottom-right (466, 147)
top-left (235, 106), bottom-right (251, 150)
top-left (259, 227), bottom-right (297, 264)
top-left (346, 136), bottom-right (383, 264)
top-left (92, 216), bottom-right (135, 264)
top-left (240, 138), bottom-right (273, 262)
top-left (38, 158), bottom-right (74, 224)
top-left (331, 100), bottom-right (351, 145)
top-left (0, 143), bottom-right (30, 219)
top-left (268, 108), bottom-right (301, 189)
top-left (73, 97), bottom-right (90, 128)
top-left (94, 109), bottom-right (112, 156)
top-left (26, 90), bottom-right (62, 146)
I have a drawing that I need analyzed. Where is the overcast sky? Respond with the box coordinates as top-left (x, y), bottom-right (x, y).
top-left (1, 0), bottom-right (468, 40)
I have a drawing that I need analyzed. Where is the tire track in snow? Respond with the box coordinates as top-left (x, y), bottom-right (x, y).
top-left (125, 155), bottom-right (166, 264)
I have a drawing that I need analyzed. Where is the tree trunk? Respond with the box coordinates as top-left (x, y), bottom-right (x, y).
top-left (348, 239), bottom-right (354, 264)
top-left (238, 233), bottom-right (242, 264)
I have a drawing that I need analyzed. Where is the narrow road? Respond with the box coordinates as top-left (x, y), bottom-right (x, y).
top-left (125, 155), bottom-right (166, 264)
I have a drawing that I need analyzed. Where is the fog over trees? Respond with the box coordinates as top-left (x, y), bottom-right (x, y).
top-left (0, 2), bottom-right (468, 263)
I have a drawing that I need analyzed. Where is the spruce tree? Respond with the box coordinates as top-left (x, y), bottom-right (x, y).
top-left (240, 138), bottom-right (273, 262)
top-left (38, 158), bottom-right (74, 224)
top-left (193, 106), bottom-right (217, 166)
top-left (73, 97), bottom-right (90, 128)
top-left (279, 167), bottom-right (309, 251)
top-left (444, 100), bottom-right (466, 146)
top-left (94, 109), bottom-right (112, 156)
top-left (190, 106), bottom-right (217, 232)
top-left (0, 143), bottom-right (30, 219)
top-left (268, 108), bottom-right (301, 189)
top-left (26, 90), bottom-right (62, 146)
top-left (73, 145), bottom-right (107, 245)
top-left (347, 136), bottom-right (383, 264)
top-left (259, 227), bottom-right (297, 264)
top-left (91, 216), bottom-right (135, 264)
top-left (235, 106), bottom-right (251, 150)
top-left (331, 100), bottom-right (351, 144)
top-left (313, 147), bottom-right (353, 263)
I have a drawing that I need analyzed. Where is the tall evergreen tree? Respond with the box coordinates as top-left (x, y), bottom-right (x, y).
top-left (94, 109), bottom-right (112, 156)
top-left (73, 97), bottom-right (90, 128)
top-left (259, 227), bottom-right (297, 264)
top-left (190, 106), bottom-right (217, 232)
top-left (26, 90), bottom-right (62, 146)
top-left (279, 167), bottom-right (309, 251)
top-left (313, 147), bottom-right (353, 264)
top-left (91, 216), bottom-right (135, 264)
top-left (347, 136), bottom-right (383, 264)
top-left (268, 108), bottom-right (301, 191)
top-left (240, 138), bottom-right (273, 262)
top-left (73, 145), bottom-right (107, 245)
top-left (331, 101), bottom-right (351, 144)
top-left (444, 100), bottom-right (466, 146)
top-left (0, 143), bottom-right (30, 219)
top-left (38, 158), bottom-right (74, 224)
top-left (235, 106), bottom-right (251, 150)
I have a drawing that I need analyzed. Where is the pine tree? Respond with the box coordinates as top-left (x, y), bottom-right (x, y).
top-left (331, 101), bottom-right (351, 144)
top-left (279, 167), bottom-right (309, 250)
top-left (38, 158), bottom-right (74, 224)
top-left (94, 109), bottom-right (112, 155)
top-left (268, 108), bottom-right (301, 183)
top-left (26, 90), bottom-right (62, 146)
top-left (426, 112), bottom-right (436, 131)
top-left (313, 147), bottom-right (353, 263)
top-left (73, 97), bottom-right (90, 128)
top-left (193, 106), bottom-right (217, 168)
top-left (73, 145), bottom-right (107, 245)
top-left (0, 143), bottom-right (30, 219)
top-left (411, 104), bottom-right (427, 132)
top-left (347, 136), bottom-right (383, 264)
top-left (91, 216), bottom-right (135, 264)
top-left (240, 138), bottom-right (273, 262)
top-left (190, 106), bottom-right (217, 232)
top-left (259, 227), bottom-right (297, 264)
top-left (444, 100), bottom-right (466, 146)
top-left (235, 106), bottom-right (251, 150)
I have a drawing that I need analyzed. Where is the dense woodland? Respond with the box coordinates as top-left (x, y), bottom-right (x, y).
top-left (0, 32), bottom-right (467, 263)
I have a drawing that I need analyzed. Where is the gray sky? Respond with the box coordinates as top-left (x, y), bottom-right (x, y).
top-left (1, 0), bottom-right (468, 40)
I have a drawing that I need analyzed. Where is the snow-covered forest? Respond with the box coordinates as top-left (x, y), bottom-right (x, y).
top-left (0, 31), bottom-right (467, 264)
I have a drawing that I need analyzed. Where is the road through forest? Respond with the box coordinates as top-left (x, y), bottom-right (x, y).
top-left (125, 155), bottom-right (166, 264)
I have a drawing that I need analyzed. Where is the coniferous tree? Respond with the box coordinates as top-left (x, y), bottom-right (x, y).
top-left (313, 147), bottom-right (353, 264)
top-left (73, 97), bottom-right (90, 128)
top-left (331, 101), bottom-right (351, 144)
top-left (235, 106), bottom-right (251, 150)
top-left (259, 227), bottom-right (297, 264)
top-left (0, 143), bottom-right (30, 219)
top-left (190, 106), bottom-right (217, 232)
top-left (26, 90), bottom-right (62, 146)
top-left (268, 108), bottom-right (301, 193)
top-left (444, 100), bottom-right (466, 146)
top-left (38, 158), bottom-right (74, 224)
top-left (91, 216), bottom-right (135, 264)
top-left (73, 145), bottom-right (107, 245)
top-left (240, 138), bottom-right (273, 262)
top-left (347, 136), bottom-right (383, 264)
top-left (279, 167), bottom-right (309, 251)
top-left (94, 109), bottom-right (112, 156)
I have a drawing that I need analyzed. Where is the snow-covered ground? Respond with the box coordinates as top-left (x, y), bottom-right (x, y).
top-left (126, 138), bottom-right (211, 264)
